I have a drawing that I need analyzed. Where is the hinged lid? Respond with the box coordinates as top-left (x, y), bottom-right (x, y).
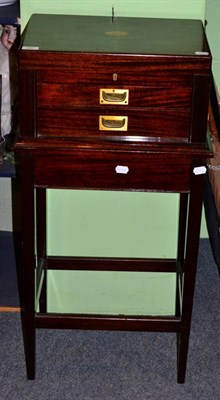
top-left (21, 14), bottom-right (210, 57)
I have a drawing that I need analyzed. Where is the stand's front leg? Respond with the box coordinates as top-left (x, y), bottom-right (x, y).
top-left (177, 166), bottom-right (206, 383)
top-left (19, 156), bottom-right (36, 380)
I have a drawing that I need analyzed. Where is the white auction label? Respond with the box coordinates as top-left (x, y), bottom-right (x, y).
top-left (195, 51), bottom-right (209, 56)
top-left (22, 46), bottom-right (40, 50)
top-left (115, 165), bottom-right (129, 174)
top-left (193, 166), bottom-right (207, 175)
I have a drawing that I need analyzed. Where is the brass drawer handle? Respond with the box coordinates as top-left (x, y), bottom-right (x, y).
top-left (100, 89), bottom-right (129, 105)
top-left (99, 116), bottom-right (128, 131)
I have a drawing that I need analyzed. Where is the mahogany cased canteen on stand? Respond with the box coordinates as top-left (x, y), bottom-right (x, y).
top-left (16, 14), bottom-right (212, 382)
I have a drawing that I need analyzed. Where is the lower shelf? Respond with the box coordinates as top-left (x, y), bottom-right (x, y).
top-left (47, 270), bottom-right (176, 316)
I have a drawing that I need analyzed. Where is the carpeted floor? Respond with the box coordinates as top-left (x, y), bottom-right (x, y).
top-left (0, 231), bottom-right (19, 309)
top-left (0, 238), bottom-right (220, 399)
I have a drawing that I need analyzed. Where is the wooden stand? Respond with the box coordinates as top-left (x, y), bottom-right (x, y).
top-left (16, 15), bottom-right (212, 382)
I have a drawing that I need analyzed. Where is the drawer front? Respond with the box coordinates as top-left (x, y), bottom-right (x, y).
top-left (36, 69), bottom-right (192, 142)
top-left (34, 150), bottom-right (191, 192)
top-left (37, 83), bottom-right (192, 108)
top-left (36, 108), bottom-right (190, 140)
top-left (32, 65), bottom-right (209, 144)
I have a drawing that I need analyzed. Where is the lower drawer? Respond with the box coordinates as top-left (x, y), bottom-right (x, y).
top-left (36, 108), bottom-right (190, 142)
top-left (34, 149), bottom-right (192, 192)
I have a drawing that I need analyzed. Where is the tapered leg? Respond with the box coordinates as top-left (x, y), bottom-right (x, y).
top-left (177, 328), bottom-right (190, 384)
top-left (177, 166), bottom-right (206, 383)
top-left (19, 156), bottom-right (36, 379)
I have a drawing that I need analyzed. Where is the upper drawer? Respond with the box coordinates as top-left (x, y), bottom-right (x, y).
top-left (37, 82), bottom-right (192, 109)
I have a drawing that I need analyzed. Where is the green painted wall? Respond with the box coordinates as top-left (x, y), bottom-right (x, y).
top-left (21, 1), bottom-right (206, 27)
top-left (21, 0), bottom-right (207, 315)
top-left (205, 0), bottom-right (220, 90)
top-left (47, 191), bottom-right (178, 314)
